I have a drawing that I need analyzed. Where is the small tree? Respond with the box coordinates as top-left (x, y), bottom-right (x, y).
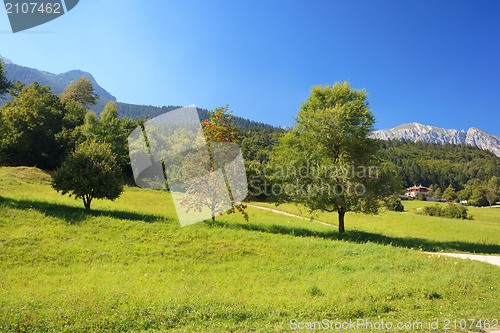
top-left (52, 140), bottom-right (123, 210)
top-left (457, 188), bottom-right (472, 202)
top-left (433, 188), bottom-right (442, 198)
top-left (443, 185), bottom-right (457, 201)
top-left (181, 105), bottom-right (248, 221)
top-left (83, 101), bottom-right (136, 173)
top-left (468, 185), bottom-right (489, 207)
top-left (60, 77), bottom-right (99, 110)
top-left (486, 176), bottom-right (500, 207)
top-left (0, 59), bottom-right (13, 98)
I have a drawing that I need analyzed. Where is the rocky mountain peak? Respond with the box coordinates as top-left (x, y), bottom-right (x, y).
top-left (372, 123), bottom-right (500, 157)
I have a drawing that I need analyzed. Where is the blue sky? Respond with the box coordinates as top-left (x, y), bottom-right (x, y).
top-left (1, 0), bottom-right (499, 135)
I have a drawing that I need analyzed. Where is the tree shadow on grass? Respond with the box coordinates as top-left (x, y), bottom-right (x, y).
top-left (0, 196), bottom-right (176, 224)
top-left (205, 220), bottom-right (500, 255)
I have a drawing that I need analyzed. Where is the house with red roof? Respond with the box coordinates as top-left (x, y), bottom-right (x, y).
top-left (405, 185), bottom-right (430, 198)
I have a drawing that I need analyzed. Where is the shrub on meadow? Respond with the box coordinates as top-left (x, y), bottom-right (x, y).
top-left (384, 196), bottom-right (404, 212)
top-left (421, 204), bottom-right (471, 220)
top-left (417, 193), bottom-right (427, 201)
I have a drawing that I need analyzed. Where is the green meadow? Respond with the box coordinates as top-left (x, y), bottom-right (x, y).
top-left (0, 167), bottom-right (499, 332)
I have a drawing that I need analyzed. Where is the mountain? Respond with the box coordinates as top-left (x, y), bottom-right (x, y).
top-left (0, 55), bottom-right (278, 130)
top-left (1, 55), bottom-right (116, 103)
top-left (1, 55), bottom-right (116, 114)
top-left (372, 122), bottom-right (500, 157)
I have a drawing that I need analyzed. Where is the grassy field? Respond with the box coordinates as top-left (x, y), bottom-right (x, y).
top-left (0, 167), bottom-right (499, 332)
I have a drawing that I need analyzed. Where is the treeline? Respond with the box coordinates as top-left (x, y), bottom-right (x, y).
top-left (113, 102), bottom-right (278, 130)
top-left (0, 77), bottom-right (137, 177)
top-left (240, 128), bottom-right (283, 162)
top-left (378, 139), bottom-right (500, 190)
top-left (239, 130), bottom-right (500, 190)
top-left (240, 129), bottom-right (500, 205)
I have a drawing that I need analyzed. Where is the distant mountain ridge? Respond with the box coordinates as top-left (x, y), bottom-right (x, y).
top-left (115, 102), bottom-right (277, 130)
top-left (0, 55), bottom-right (277, 130)
top-left (372, 123), bottom-right (500, 157)
top-left (1, 56), bottom-right (116, 103)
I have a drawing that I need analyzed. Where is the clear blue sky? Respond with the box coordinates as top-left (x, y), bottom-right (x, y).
top-left (1, 0), bottom-right (499, 135)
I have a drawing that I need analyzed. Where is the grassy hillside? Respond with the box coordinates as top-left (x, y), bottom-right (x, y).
top-left (0, 167), bottom-right (499, 332)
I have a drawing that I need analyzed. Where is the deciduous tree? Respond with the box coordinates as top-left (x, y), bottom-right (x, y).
top-left (60, 77), bottom-right (99, 110)
top-left (181, 105), bottom-right (248, 221)
top-left (443, 185), bottom-right (457, 201)
top-left (82, 101), bottom-right (136, 173)
top-left (486, 176), bottom-right (500, 207)
top-left (272, 82), bottom-right (390, 233)
top-left (52, 140), bottom-right (123, 210)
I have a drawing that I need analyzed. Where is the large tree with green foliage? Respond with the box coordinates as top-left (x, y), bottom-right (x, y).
top-left (0, 82), bottom-right (86, 168)
top-left (272, 82), bottom-right (389, 233)
top-left (52, 140), bottom-right (123, 210)
top-left (468, 182), bottom-right (489, 207)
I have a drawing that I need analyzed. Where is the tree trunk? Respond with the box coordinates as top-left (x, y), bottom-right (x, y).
top-left (83, 195), bottom-right (92, 210)
top-left (338, 210), bottom-right (345, 233)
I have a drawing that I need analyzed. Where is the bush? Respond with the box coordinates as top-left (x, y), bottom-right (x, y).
top-left (422, 204), bottom-right (471, 220)
top-left (384, 196), bottom-right (404, 212)
top-left (446, 205), bottom-right (469, 219)
top-left (417, 193), bottom-right (427, 201)
top-left (422, 205), bottom-right (442, 217)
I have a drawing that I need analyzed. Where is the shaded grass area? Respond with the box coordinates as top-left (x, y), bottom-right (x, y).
top-left (0, 196), bottom-right (175, 224)
top-left (206, 219), bottom-right (500, 254)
